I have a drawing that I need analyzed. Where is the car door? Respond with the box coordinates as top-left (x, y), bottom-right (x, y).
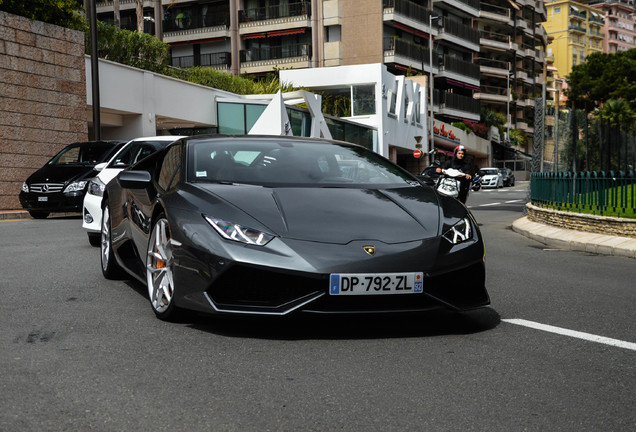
top-left (127, 143), bottom-right (183, 256)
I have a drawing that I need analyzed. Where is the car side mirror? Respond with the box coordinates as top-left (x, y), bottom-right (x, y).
top-left (118, 170), bottom-right (151, 189)
top-left (94, 162), bottom-right (108, 172)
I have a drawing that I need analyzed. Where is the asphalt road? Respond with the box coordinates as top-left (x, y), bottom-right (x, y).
top-left (1, 183), bottom-right (634, 431)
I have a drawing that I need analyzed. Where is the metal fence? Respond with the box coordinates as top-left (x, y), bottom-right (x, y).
top-left (530, 171), bottom-right (635, 217)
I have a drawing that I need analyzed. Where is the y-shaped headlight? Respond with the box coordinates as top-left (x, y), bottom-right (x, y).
top-left (205, 216), bottom-right (274, 246)
top-left (442, 217), bottom-right (472, 245)
top-left (63, 180), bottom-right (88, 193)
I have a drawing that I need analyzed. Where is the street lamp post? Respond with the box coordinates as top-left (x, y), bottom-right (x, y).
top-left (429, 14), bottom-right (438, 157)
top-left (506, 62), bottom-right (511, 143)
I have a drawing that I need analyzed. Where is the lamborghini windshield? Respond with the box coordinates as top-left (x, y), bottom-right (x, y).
top-left (187, 138), bottom-right (417, 187)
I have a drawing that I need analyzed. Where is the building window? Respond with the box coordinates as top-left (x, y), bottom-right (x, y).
top-left (352, 85), bottom-right (376, 116)
top-left (555, 7), bottom-right (561, 14)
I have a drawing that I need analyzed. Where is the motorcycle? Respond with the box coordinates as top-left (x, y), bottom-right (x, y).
top-left (471, 172), bottom-right (483, 191)
top-left (435, 168), bottom-right (466, 200)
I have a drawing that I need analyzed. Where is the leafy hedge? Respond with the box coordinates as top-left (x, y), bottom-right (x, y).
top-left (85, 21), bottom-right (295, 96)
top-left (86, 21), bottom-right (171, 73)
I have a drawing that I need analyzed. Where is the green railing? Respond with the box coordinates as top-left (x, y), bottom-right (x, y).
top-left (530, 171), bottom-right (635, 218)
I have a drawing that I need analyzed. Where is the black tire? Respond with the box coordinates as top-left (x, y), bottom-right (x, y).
top-left (88, 232), bottom-right (100, 247)
top-left (29, 211), bottom-right (49, 219)
top-left (146, 214), bottom-right (180, 321)
top-left (100, 202), bottom-right (125, 279)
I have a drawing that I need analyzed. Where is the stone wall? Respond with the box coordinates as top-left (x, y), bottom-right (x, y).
top-left (527, 203), bottom-right (636, 239)
top-left (0, 11), bottom-right (88, 210)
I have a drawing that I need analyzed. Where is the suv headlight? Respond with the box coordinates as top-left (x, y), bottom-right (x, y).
top-left (205, 216), bottom-right (274, 246)
top-left (22, 182), bottom-right (29, 193)
top-left (63, 180), bottom-right (88, 193)
top-left (87, 177), bottom-right (106, 197)
top-left (442, 217), bottom-right (473, 245)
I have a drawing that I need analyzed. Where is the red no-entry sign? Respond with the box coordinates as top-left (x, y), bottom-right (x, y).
top-left (413, 149), bottom-right (422, 158)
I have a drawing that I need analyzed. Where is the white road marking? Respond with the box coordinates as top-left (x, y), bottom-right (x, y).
top-left (480, 202), bottom-right (501, 207)
top-left (505, 200), bottom-right (522, 203)
top-left (502, 319), bottom-right (636, 351)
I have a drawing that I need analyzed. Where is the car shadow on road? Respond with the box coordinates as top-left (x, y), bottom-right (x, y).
top-left (185, 307), bottom-right (501, 341)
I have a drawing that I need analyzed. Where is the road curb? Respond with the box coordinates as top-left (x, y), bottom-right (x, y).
top-left (0, 211), bottom-right (31, 221)
top-left (512, 216), bottom-right (636, 259)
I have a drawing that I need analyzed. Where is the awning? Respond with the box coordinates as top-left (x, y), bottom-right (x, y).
top-left (393, 22), bottom-right (431, 40)
top-left (570, 5), bottom-right (579, 11)
top-left (435, 147), bottom-right (454, 157)
top-left (267, 28), bottom-right (305, 37)
top-left (169, 37), bottom-right (226, 46)
top-left (243, 32), bottom-right (267, 39)
top-left (446, 78), bottom-right (480, 92)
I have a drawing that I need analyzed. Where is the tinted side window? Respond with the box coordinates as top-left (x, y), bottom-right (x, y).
top-left (157, 145), bottom-right (183, 191)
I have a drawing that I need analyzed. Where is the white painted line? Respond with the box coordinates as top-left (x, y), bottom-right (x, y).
top-left (505, 200), bottom-right (522, 203)
top-left (503, 319), bottom-right (636, 351)
top-left (480, 202), bottom-right (501, 207)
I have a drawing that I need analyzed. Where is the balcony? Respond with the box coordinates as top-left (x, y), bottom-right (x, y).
top-left (480, 3), bottom-right (513, 25)
top-left (435, 90), bottom-right (481, 120)
top-left (589, 29), bottom-right (604, 39)
top-left (161, 8), bottom-right (231, 43)
top-left (171, 52), bottom-right (231, 70)
top-left (569, 24), bottom-right (586, 33)
top-left (437, 17), bottom-right (480, 50)
top-left (383, 37), bottom-right (437, 73)
top-left (480, 30), bottom-right (514, 51)
top-left (589, 15), bottom-right (605, 25)
top-left (474, 85), bottom-right (511, 103)
top-left (239, 1), bottom-right (311, 24)
top-left (240, 43), bottom-right (311, 73)
top-left (570, 9), bottom-right (587, 21)
top-left (438, 55), bottom-right (480, 85)
top-left (433, 0), bottom-right (480, 17)
top-left (383, 0), bottom-right (435, 27)
top-left (477, 57), bottom-right (509, 77)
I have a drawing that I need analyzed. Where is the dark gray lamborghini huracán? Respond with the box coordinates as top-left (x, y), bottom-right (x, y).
top-left (101, 135), bottom-right (489, 321)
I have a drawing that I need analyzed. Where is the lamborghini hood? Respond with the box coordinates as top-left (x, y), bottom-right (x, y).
top-left (197, 184), bottom-right (442, 244)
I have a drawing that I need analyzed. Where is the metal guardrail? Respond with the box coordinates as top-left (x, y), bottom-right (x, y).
top-left (531, 171), bottom-right (635, 217)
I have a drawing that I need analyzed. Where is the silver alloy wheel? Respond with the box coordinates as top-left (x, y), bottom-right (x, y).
top-left (146, 218), bottom-right (174, 314)
top-left (101, 206), bottom-right (111, 272)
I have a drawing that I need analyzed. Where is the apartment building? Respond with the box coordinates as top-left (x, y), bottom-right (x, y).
top-left (95, 0), bottom-right (482, 122)
top-left (588, 0), bottom-right (636, 53)
top-left (95, 1), bottom-right (553, 161)
top-left (475, 0), bottom-right (548, 141)
top-left (543, 0), bottom-right (605, 78)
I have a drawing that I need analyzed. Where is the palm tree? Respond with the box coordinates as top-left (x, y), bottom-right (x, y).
top-left (600, 99), bottom-right (635, 171)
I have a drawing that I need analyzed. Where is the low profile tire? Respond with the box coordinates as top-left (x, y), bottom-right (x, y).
top-left (88, 232), bottom-right (100, 247)
top-left (29, 211), bottom-right (49, 219)
top-left (101, 202), bottom-right (125, 279)
top-left (146, 214), bottom-right (180, 321)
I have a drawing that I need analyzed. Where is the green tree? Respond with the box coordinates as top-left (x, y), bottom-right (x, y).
top-left (0, 0), bottom-right (86, 31)
top-left (566, 49), bottom-right (636, 113)
top-left (599, 99), bottom-right (636, 171)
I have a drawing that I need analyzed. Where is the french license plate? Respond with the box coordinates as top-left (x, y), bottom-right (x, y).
top-left (329, 272), bottom-right (423, 295)
top-left (38, 196), bottom-right (48, 202)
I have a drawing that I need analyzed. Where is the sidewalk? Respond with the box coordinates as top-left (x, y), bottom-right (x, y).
top-left (513, 216), bottom-right (636, 259)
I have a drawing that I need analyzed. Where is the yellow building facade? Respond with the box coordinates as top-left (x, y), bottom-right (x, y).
top-left (544, 0), bottom-right (605, 77)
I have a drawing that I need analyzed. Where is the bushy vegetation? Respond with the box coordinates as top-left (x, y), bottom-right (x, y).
top-left (0, 0), bottom-right (87, 31)
top-left (87, 21), bottom-right (171, 73)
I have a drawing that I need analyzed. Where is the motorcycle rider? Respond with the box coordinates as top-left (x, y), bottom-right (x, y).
top-left (436, 145), bottom-right (472, 204)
